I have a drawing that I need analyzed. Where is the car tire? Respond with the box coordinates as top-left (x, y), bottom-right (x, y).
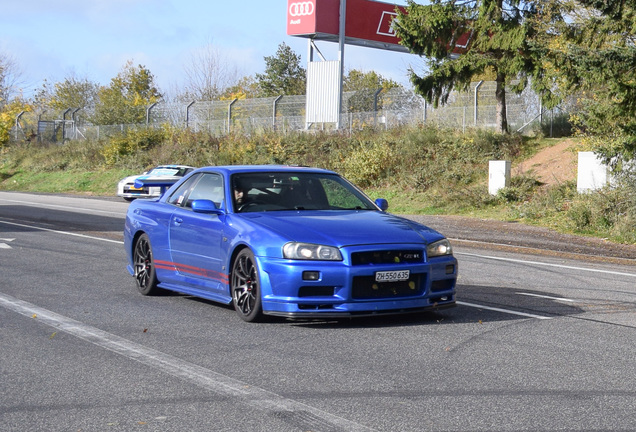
top-left (231, 248), bottom-right (264, 322)
top-left (133, 233), bottom-right (160, 295)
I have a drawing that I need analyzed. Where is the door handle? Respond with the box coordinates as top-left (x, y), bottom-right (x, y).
top-left (173, 217), bottom-right (183, 226)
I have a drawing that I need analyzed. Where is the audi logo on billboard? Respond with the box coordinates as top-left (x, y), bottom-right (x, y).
top-left (289, 1), bottom-right (315, 17)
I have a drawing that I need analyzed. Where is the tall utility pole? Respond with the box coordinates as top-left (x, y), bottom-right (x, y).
top-left (336, 0), bottom-right (346, 129)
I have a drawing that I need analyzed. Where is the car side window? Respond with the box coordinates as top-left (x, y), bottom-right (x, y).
top-left (167, 174), bottom-right (201, 207)
top-left (185, 173), bottom-right (224, 208)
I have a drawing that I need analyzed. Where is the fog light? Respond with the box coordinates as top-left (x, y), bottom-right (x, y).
top-left (445, 265), bottom-right (455, 275)
top-left (302, 271), bottom-right (321, 281)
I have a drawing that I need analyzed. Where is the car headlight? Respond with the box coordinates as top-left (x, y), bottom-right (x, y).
top-left (427, 239), bottom-right (453, 258)
top-left (283, 242), bottom-right (343, 261)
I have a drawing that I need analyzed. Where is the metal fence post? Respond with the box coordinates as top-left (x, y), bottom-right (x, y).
top-left (146, 102), bottom-right (157, 125)
top-left (423, 98), bottom-right (427, 123)
top-left (373, 88), bottom-right (382, 126)
top-left (71, 108), bottom-right (81, 139)
top-left (15, 111), bottom-right (25, 141)
top-left (273, 95), bottom-right (283, 130)
top-left (474, 80), bottom-right (483, 127)
top-left (186, 101), bottom-right (195, 128)
top-left (227, 99), bottom-right (238, 134)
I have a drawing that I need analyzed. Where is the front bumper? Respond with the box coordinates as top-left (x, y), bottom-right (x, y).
top-left (118, 184), bottom-right (162, 199)
top-left (256, 244), bottom-right (457, 318)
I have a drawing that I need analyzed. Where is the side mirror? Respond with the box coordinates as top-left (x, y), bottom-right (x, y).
top-left (191, 199), bottom-right (224, 215)
top-left (375, 198), bottom-right (389, 211)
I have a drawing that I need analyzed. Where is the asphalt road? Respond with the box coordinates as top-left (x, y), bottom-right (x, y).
top-left (1, 191), bottom-right (636, 431)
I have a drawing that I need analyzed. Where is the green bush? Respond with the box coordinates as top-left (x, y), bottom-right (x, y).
top-left (497, 175), bottom-right (542, 203)
top-left (334, 140), bottom-right (395, 187)
top-left (100, 127), bottom-right (166, 166)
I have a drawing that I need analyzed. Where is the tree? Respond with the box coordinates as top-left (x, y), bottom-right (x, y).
top-left (255, 43), bottom-right (306, 96)
top-left (548, 0), bottom-right (636, 162)
top-left (0, 52), bottom-right (24, 107)
top-left (222, 76), bottom-right (261, 100)
top-left (343, 69), bottom-right (402, 112)
top-left (182, 42), bottom-right (241, 101)
top-left (395, 0), bottom-right (559, 133)
top-left (0, 52), bottom-right (30, 146)
top-left (33, 74), bottom-right (98, 115)
top-left (91, 61), bottom-right (162, 125)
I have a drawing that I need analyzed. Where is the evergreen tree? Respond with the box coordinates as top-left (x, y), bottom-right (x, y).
top-left (551, 0), bottom-right (636, 162)
top-left (395, 0), bottom-right (559, 133)
top-left (255, 43), bottom-right (306, 96)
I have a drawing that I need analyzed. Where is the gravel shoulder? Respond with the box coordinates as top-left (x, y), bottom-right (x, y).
top-left (406, 214), bottom-right (636, 266)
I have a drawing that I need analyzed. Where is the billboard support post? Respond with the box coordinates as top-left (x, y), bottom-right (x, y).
top-left (336, 0), bottom-right (346, 129)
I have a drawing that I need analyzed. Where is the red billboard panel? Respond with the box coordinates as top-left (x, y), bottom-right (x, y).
top-left (287, 0), bottom-right (408, 52)
top-left (345, 0), bottom-right (405, 47)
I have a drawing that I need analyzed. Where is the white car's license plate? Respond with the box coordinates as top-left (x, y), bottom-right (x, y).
top-left (375, 270), bottom-right (410, 282)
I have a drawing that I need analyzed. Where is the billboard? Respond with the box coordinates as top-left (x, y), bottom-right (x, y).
top-left (287, 0), bottom-right (409, 53)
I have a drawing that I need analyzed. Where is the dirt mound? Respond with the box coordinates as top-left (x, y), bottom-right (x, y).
top-left (512, 139), bottom-right (578, 186)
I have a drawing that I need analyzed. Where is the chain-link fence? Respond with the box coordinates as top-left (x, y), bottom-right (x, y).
top-left (9, 81), bottom-right (569, 144)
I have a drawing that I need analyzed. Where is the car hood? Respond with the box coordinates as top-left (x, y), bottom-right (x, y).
top-left (120, 175), bottom-right (141, 184)
top-left (120, 174), bottom-right (182, 184)
top-left (238, 210), bottom-right (444, 247)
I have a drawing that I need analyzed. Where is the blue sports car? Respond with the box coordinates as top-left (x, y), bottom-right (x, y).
top-left (124, 165), bottom-right (457, 322)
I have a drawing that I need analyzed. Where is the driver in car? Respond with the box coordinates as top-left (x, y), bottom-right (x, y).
top-left (233, 179), bottom-right (250, 210)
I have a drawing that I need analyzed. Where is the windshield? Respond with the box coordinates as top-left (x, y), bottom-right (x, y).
top-left (231, 172), bottom-right (377, 213)
top-left (149, 167), bottom-right (190, 177)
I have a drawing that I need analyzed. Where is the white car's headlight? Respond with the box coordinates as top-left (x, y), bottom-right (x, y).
top-left (283, 242), bottom-right (343, 261)
top-left (427, 239), bottom-right (453, 258)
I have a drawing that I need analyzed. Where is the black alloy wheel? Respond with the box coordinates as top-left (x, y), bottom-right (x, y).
top-left (133, 233), bottom-right (159, 295)
top-left (231, 248), bottom-right (264, 322)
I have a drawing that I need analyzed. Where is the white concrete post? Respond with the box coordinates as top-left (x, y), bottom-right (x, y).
top-left (489, 160), bottom-right (511, 195)
top-left (577, 152), bottom-right (610, 193)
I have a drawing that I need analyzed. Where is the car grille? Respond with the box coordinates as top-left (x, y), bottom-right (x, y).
top-left (351, 250), bottom-right (424, 265)
top-left (352, 274), bottom-right (424, 299)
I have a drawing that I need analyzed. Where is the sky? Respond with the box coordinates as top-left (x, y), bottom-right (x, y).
top-left (1, 0), bottom-right (420, 98)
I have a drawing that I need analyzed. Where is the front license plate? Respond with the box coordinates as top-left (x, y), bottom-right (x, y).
top-left (375, 270), bottom-right (410, 282)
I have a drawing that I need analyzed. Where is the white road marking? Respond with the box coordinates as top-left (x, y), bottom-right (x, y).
top-left (0, 197), bottom-right (125, 217)
top-left (0, 220), bottom-right (617, 323)
top-left (457, 251), bottom-right (636, 278)
top-left (0, 292), bottom-right (375, 432)
top-left (0, 220), bottom-right (123, 244)
top-left (457, 301), bottom-right (552, 320)
top-left (0, 237), bottom-right (15, 249)
top-left (517, 292), bottom-right (575, 302)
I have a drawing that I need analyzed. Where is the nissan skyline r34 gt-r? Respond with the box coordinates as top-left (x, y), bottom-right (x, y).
top-left (124, 165), bottom-right (457, 322)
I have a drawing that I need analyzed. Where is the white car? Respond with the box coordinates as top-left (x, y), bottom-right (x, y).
top-left (117, 165), bottom-right (195, 201)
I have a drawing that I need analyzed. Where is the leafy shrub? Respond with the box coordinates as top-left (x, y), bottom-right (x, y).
top-left (497, 175), bottom-right (542, 203)
top-left (100, 127), bottom-right (166, 166)
top-left (334, 140), bottom-right (395, 187)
